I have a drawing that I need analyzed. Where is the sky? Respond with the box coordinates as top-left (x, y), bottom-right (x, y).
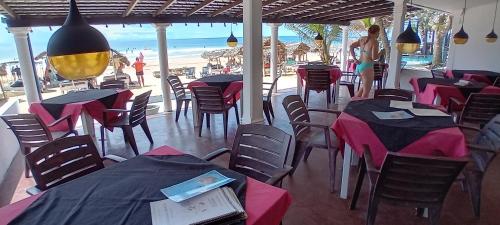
top-left (0, 22), bottom-right (299, 61)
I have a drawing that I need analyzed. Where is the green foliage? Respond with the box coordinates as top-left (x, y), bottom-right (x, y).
top-left (285, 24), bottom-right (342, 64)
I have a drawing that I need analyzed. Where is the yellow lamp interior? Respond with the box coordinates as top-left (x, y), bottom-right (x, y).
top-left (453, 38), bottom-right (468, 45)
top-left (315, 40), bottom-right (323, 47)
top-left (49, 51), bottom-right (110, 80)
top-left (396, 43), bottom-right (419, 54)
top-left (486, 37), bottom-right (497, 43)
top-left (227, 41), bottom-right (238, 48)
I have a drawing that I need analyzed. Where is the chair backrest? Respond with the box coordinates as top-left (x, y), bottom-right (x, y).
top-left (1, 114), bottom-right (53, 148)
top-left (26, 135), bottom-right (104, 191)
top-left (373, 150), bottom-right (467, 208)
top-left (306, 69), bottom-right (331, 91)
top-left (374, 89), bottom-right (413, 101)
top-left (167, 76), bottom-right (187, 99)
top-left (460, 93), bottom-right (500, 127)
top-left (493, 77), bottom-right (500, 87)
top-left (282, 95), bottom-right (311, 139)
top-left (373, 63), bottom-right (387, 78)
top-left (431, 69), bottom-right (445, 79)
top-left (265, 76), bottom-right (281, 100)
top-left (192, 86), bottom-right (225, 112)
top-left (228, 124), bottom-right (292, 183)
top-left (470, 115), bottom-right (500, 172)
top-left (129, 90), bottom-right (152, 126)
top-left (100, 80), bottom-right (125, 89)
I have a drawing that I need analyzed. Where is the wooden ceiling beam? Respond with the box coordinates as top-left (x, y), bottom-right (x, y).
top-left (184, 0), bottom-right (217, 17)
top-left (154, 0), bottom-right (176, 17)
top-left (235, 0), bottom-right (284, 17)
top-left (331, 8), bottom-right (392, 20)
top-left (262, 0), bottom-right (314, 17)
top-left (122, 0), bottom-right (140, 17)
top-left (311, 2), bottom-right (392, 20)
top-left (211, 0), bottom-right (242, 17)
top-left (294, 0), bottom-right (374, 19)
top-left (0, 0), bottom-right (16, 18)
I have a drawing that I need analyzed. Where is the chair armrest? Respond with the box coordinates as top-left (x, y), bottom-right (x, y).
top-left (103, 108), bottom-right (131, 113)
top-left (47, 114), bottom-right (72, 128)
top-left (290, 121), bottom-right (330, 130)
top-left (103, 154), bottom-right (128, 162)
top-left (202, 148), bottom-right (231, 161)
top-left (265, 166), bottom-right (293, 186)
top-left (447, 97), bottom-right (465, 113)
top-left (468, 144), bottom-right (498, 153)
top-left (308, 108), bottom-right (341, 116)
top-left (458, 125), bottom-right (481, 132)
top-left (263, 82), bottom-right (273, 85)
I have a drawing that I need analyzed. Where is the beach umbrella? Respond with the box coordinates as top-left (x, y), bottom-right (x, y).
top-left (47, 0), bottom-right (110, 80)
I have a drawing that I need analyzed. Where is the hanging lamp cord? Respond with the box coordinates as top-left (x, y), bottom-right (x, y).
top-left (462, 0), bottom-right (467, 25)
top-left (493, 0), bottom-right (499, 30)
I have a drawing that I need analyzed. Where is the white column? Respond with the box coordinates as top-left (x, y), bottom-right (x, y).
top-left (242, 0), bottom-right (263, 124)
top-left (9, 27), bottom-right (40, 104)
top-left (154, 23), bottom-right (172, 112)
top-left (340, 25), bottom-right (350, 71)
top-left (269, 23), bottom-right (281, 93)
top-left (386, 0), bottom-right (408, 89)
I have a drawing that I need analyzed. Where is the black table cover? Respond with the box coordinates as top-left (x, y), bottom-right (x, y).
top-left (40, 89), bottom-right (120, 119)
top-left (344, 99), bottom-right (456, 152)
top-left (417, 78), bottom-right (487, 98)
top-left (196, 75), bottom-right (243, 92)
top-left (9, 155), bottom-right (247, 225)
top-left (450, 70), bottom-right (500, 83)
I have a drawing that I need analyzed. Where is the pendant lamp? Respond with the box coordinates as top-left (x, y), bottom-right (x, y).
top-left (395, 0), bottom-right (421, 54)
top-left (454, 0), bottom-right (469, 45)
top-left (396, 20), bottom-right (421, 53)
top-left (486, 0), bottom-right (499, 43)
top-left (314, 32), bottom-right (324, 47)
top-left (47, 0), bottom-right (110, 80)
top-left (227, 24), bottom-right (238, 47)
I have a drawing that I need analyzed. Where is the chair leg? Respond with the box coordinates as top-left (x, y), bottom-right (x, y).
top-left (347, 84), bottom-right (355, 97)
top-left (466, 171), bottom-right (483, 217)
top-left (329, 149), bottom-right (338, 193)
top-left (234, 103), bottom-right (240, 125)
top-left (366, 198), bottom-right (380, 225)
top-left (184, 100), bottom-right (190, 116)
top-left (206, 114), bottom-right (210, 129)
top-left (140, 121), bottom-right (154, 144)
top-left (326, 88), bottom-right (332, 105)
top-left (290, 144), bottom-right (307, 175)
top-left (223, 111), bottom-right (228, 140)
top-left (123, 126), bottom-right (139, 156)
top-left (175, 100), bottom-right (182, 122)
top-left (303, 147), bottom-right (313, 162)
top-left (198, 113), bottom-right (204, 137)
top-left (429, 206), bottom-right (443, 225)
top-left (350, 158), bottom-right (366, 210)
top-left (268, 101), bottom-right (275, 118)
top-left (100, 126), bottom-right (106, 156)
top-left (263, 103), bottom-right (272, 125)
top-left (23, 147), bottom-right (30, 178)
top-left (331, 85), bottom-right (336, 102)
top-left (304, 89), bottom-right (310, 106)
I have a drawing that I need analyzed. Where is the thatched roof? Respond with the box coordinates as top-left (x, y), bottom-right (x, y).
top-left (286, 42), bottom-right (311, 56)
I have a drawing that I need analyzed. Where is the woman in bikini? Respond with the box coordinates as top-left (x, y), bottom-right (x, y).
top-left (349, 25), bottom-right (385, 98)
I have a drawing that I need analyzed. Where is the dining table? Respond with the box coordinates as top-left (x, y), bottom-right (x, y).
top-left (331, 99), bottom-right (468, 199)
top-left (29, 89), bottom-right (133, 141)
top-left (409, 77), bottom-right (500, 108)
top-left (0, 145), bottom-right (292, 225)
top-left (445, 70), bottom-right (500, 84)
top-left (187, 74), bottom-right (243, 126)
top-left (295, 65), bottom-right (342, 102)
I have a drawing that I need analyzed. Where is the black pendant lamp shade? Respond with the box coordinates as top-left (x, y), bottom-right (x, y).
top-left (486, 0), bottom-right (499, 43)
top-left (47, 0), bottom-right (110, 80)
top-left (227, 32), bottom-right (238, 47)
top-left (314, 32), bottom-right (323, 47)
top-left (396, 20), bottom-right (421, 54)
top-left (453, 26), bottom-right (469, 44)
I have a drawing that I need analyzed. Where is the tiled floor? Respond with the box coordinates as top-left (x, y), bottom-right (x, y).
top-left (1, 80), bottom-right (499, 225)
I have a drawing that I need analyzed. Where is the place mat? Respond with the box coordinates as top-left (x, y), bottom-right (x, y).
top-left (416, 78), bottom-right (487, 98)
top-left (40, 89), bottom-right (119, 119)
top-left (451, 70), bottom-right (500, 83)
top-left (195, 75), bottom-right (243, 93)
top-left (344, 99), bottom-right (456, 152)
top-left (9, 155), bottom-right (247, 225)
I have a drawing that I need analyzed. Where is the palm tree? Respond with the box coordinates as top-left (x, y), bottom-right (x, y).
top-left (285, 24), bottom-right (341, 64)
top-left (431, 14), bottom-right (452, 66)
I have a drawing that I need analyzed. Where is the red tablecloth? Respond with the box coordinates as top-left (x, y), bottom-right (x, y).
top-left (332, 111), bottom-right (468, 168)
top-left (410, 77), bottom-right (500, 107)
top-left (29, 89), bottom-right (133, 132)
top-left (0, 146), bottom-right (292, 225)
top-left (296, 66), bottom-right (342, 86)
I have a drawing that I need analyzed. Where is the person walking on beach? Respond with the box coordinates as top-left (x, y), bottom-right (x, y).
top-left (132, 57), bottom-right (146, 87)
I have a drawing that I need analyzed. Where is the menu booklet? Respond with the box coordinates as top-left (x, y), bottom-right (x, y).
top-left (161, 170), bottom-right (235, 202)
top-left (151, 187), bottom-right (246, 225)
top-left (372, 111), bottom-right (414, 120)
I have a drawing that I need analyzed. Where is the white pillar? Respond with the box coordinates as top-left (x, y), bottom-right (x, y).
top-left (340, 25), bottom-right (350, 71)
top-left (386, 0), bottom-right (408, 89)
top-left (154, 23), bottom-right (172, 112)
top-left (9, 27), bottom-right (40, 104)
top-left (242, 0), bottom-right (263, 124)
top-left (269, 23), bottom-right (281, 93)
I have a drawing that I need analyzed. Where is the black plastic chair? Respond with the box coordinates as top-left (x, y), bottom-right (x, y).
top-left (167, 75), bottom-right (192, 122)
top-left (263, 76), bottom-right (280, 125)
